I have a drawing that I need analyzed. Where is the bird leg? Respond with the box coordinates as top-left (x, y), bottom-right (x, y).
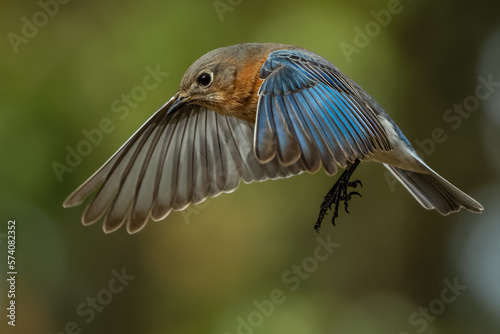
top-left (314, 159), bottom-right (362, 232)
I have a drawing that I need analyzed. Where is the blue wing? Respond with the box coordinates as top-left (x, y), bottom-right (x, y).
top-left (254, 49), bottom-right (393, 175)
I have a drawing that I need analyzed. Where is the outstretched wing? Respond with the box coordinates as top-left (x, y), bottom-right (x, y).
top-left (64, 96), bottom-right (303, 234)
top-left (254, 49), bottom-right (393, 176)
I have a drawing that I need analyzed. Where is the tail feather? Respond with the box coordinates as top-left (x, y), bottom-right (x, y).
top-left (384, 163), bottom-right (484, 215)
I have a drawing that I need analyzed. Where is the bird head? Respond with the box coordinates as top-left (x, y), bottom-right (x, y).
top-left (172, 47), bottom-right (239, 114)
top-left (166, 43), bottom-right (297, 122)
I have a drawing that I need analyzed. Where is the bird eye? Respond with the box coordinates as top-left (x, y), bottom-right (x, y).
top-left (197, 71), bottom-right (213, 87)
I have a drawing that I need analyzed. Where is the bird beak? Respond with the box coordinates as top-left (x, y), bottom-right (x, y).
top-left (165, 93), bottom-right (190, 116)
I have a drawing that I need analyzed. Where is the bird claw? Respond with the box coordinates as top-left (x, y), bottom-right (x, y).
top-left (348, 191), bottom-right (362, 198)
top-left (331, 211), bottom-right (338, 226)
top-left (348, 180), bottom-right (363, 188)
top-left (314, 160), bottom-right (363, 232)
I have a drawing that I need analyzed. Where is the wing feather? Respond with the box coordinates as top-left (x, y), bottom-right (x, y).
top-left (64, 100), bottom-right (304, 233)
top-left (255, 49), bottom-right (393, 173)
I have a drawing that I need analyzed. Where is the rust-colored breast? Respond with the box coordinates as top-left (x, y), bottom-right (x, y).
top-left (218, 44), bottom-right (300, 123)
top-left (230, 55), bottom-right (269, 123)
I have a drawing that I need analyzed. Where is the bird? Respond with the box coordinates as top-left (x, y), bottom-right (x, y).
top-left (63, 43), bottom-right (484, 234)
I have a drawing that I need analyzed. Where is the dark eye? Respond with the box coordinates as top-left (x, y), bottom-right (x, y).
top-left (197, 71), bottom-right (213, 87)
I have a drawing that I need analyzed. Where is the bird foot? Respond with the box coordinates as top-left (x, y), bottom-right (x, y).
top-left (314, 160), bottom-right (362, 232)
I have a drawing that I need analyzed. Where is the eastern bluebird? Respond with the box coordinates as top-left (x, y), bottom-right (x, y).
top-left (63, 43), bottom-right (484, 234)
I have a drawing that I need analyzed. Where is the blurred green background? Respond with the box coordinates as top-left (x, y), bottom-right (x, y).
top-left (1, 0), bottom-right (500, 333)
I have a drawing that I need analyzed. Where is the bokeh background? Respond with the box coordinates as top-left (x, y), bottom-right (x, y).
top-left (1, 0), bottom-right (500, 333)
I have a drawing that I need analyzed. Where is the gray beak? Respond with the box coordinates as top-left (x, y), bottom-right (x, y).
top-left (165, 94), bottom-right (190, 116)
